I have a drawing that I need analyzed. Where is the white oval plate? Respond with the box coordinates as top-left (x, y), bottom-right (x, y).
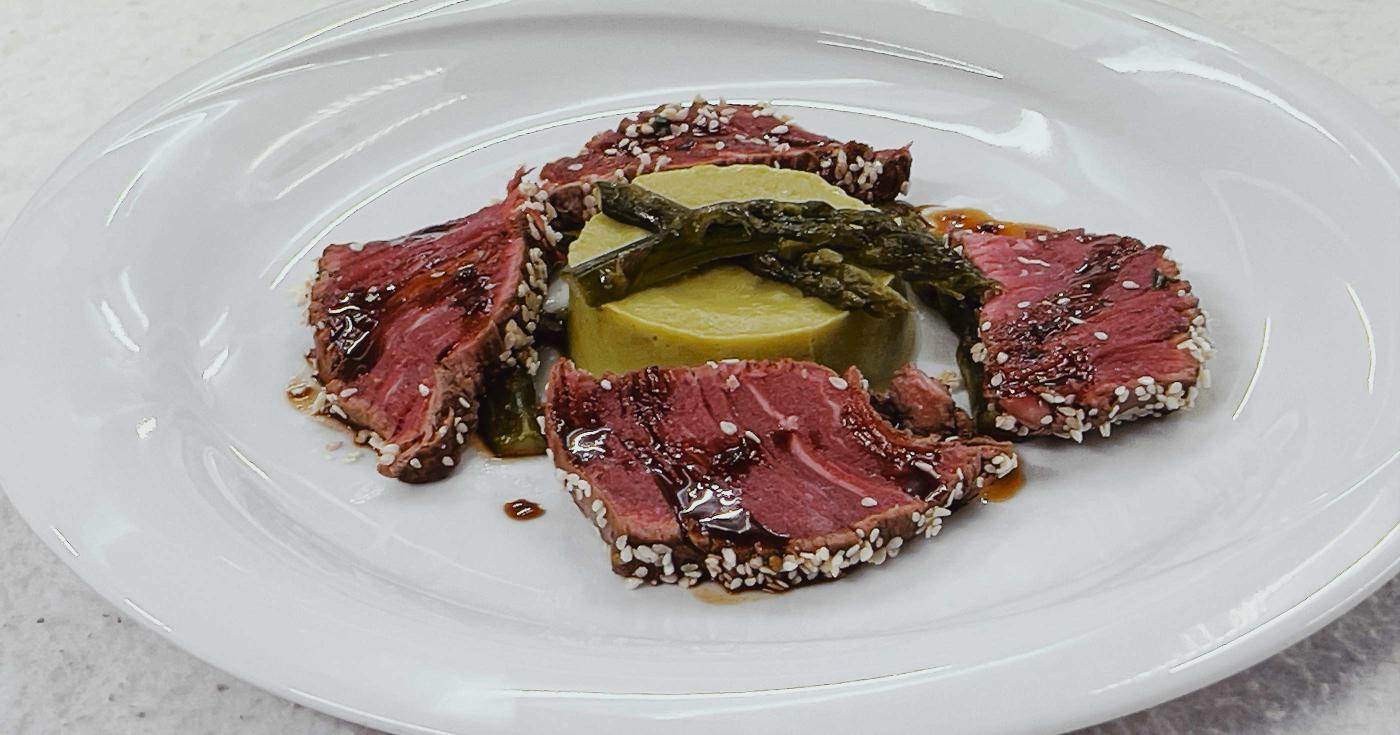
top-left (3, 0), bottom-right (1399, 732)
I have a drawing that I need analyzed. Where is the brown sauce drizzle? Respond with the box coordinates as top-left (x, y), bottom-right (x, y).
top-left (504, 499), bottom-right (545, 520)
top-left (592, 367), bottom-right (788, 548)
top-left (689, 585), bottom-right (767, 605)
top-left (325, 288), bottom-right (385, 380)
top-left (287, 378), bottom-right (319, 414)
top-left (924, 207), bottom-right (1047, 239)
top-left (982, 465), bottom-right (1026, 503)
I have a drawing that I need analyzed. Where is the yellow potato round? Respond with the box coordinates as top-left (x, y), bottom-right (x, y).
top-left (566, 165), bottom-right (914, 382)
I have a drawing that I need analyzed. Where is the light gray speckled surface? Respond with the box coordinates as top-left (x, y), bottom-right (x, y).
top-left (1, 1), bottom-right (1397, 733)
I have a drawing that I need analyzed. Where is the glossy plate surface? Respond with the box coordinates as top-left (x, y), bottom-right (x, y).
top-left (2, 1), bottom-right (1398, 732)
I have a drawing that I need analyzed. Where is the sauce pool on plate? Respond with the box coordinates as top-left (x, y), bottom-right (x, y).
top-left (924, 207), bottom-right (1047, 239)
top-left (982, 465), bottom-right (1026, 503)
top-left (504, 499), bottom-right (545, 520)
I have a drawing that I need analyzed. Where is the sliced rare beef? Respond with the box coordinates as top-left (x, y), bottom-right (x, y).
top-left (538, 100), bottom-right (913, 239)
top-left (544, 359), bottom-right (1017, 591)
top-left (307, 173), bottom-right (552, 481)
top-left (945, 228), bottom-right (1212, 441)
top-left (873, 364), bottom-right (972, 437)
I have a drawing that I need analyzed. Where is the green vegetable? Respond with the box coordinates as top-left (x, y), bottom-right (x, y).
top-left (748, 250), bottom-right (911, 318)
top-left (569, 182), bottom-right (992, 312)
top-left (479, 369), bottom-right (547, 457)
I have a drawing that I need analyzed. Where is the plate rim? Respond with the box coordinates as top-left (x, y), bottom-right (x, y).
top-left (3, 0), bottom-right (1400, 732)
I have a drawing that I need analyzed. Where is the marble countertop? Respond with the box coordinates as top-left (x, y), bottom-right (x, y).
top-left (2, 1), bottom-right (1397, 732)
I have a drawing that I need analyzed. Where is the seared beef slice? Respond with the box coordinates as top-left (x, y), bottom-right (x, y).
top-left (873, 364), bottom-right (973, 437)
top-left (539, 100), bottom-right (912, 237)
top-left (545, 359), bottom-right (1017, 591)
top-left (952, 229), bottom-right (1211, 441)
top-left (308, 174), bottom-right (552, 481)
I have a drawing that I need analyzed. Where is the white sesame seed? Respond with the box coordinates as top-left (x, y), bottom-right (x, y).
top-left (1094, 331), bottom-right (1109, 341)
top-left (1040, 415), bottom-right (1054, 425)
top-left (599, 379), bottom-right (612, 390)
top-left (1122, 280), bottom-right (1140, 289)
top-left (744, 430), bottom-right (762, 443)
top-left (409, 458), bottom-right (422, 469)
top-left (442, 457), bottom-right (454, 467)
top-left (996, 352), bottom-right (1010, 364)
top-left (1017, 301), bottom-right (1032, 308)
top-left (828, 376), bottom-right (849, 390)
top-left (418, 383), bottom-right (430, 396)
top-left (860, 497), bottom-right (878, 508)
top-left (719, 420), bottom-right (738, 436)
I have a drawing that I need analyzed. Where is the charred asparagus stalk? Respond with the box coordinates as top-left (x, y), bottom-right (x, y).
top-left (569, 182), bottom-right (991, 312)
top-left (479, 368), bottom-right (547, 457)
top-left (748, 250), bottom-right (911, 318)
